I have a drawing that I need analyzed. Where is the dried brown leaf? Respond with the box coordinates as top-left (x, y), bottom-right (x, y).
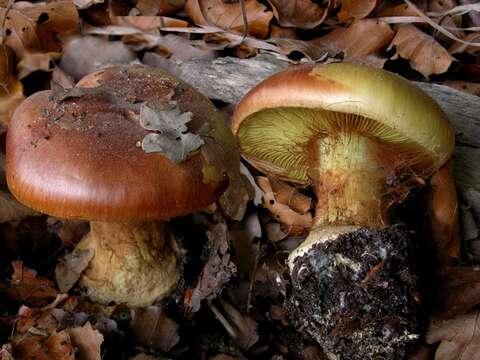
top-left (17, 52), bottom-right (60, 80)
top-left (2, 1), bottom-right (79, 60)
top-left (443, 80), bottom-right (480, 96)
top-left (267, 0), bottom-right (332, 29)
top-left (135, 0), bottom-right (185, 15)
top-left (256, 176), bottom-right (312, 236)
top-left (0, 45), bottom-right (25, 127)
top-left (130, 306), bottom-right (179, 352)
top-left (311, 19), bottom-right (394, 67)
top-left (268, 37), bottom-right (328, 61)
top-left (12, 307), bottom-right (74, 360)
top-left (185, 222), bottom-right (237, 312)
top-left (55, 248), bottom-right (94, 293)
top-left (338, 0), bottom-right (381, 21)
top-left (434, 266), bottom-right (480, 319)
top-left (270, 25), bottom-right (297, 39)
top-left (268, 176), bottom-right (312, 214)
top-left (426, 160), bottom-right (461, 261)
top-left (73, 0), bottom-right (104, 10)
top-left (184, 0), bottom-right (273, 39)
top-left (427, 311), bottom-right (480, 359)
top-left (0, 191), bottom-right (38, 223)
top-left (449, 32), bottom-right (480, 55)
top-left (389, 24), bottom-right (454, 77)
top-left (68, 322), bottom-right (104, 360)
top-left (110, 16), bottom-right (188, 30)
top-left (1, 261), bottom-right (57, 306)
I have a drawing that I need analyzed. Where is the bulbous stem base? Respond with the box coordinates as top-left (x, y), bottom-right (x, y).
top-left (76, 221), bottom-right (179, 307)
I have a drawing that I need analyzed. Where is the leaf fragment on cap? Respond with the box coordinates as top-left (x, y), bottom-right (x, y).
top-left (140, 101), bottom-right (204, 163)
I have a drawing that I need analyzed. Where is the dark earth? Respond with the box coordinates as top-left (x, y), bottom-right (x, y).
top-left (286, 225), bottom-right (424, 360)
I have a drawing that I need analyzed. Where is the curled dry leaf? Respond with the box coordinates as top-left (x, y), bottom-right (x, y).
top-left (185, 222), bottom-right (237, 312)
top-left (267, 0), bottom-right (332, 29)
top-left (68, 322), bottom-right (104, 360)
top-left (0, 45), bottom-right (25, 127)
top-left (12, 307), bottom-right (74, 360)
top-left (270, 25), bottom-right (297, 39)
top-left (388, 24), bottom-right (454, 78)
top-left (185, 0), bottom-right (273, 39)
top-left (110, 15), bottom-right (188, 30)
top-left (130, 306), bottom-right (180, 352)
top-left (55, 248), bottom-right (94, 293)
top-left (256, 176), bottom-right (312, 236)
top-left (449, 32), bottom-right (480, 56)
top-left (426, 160), bottom-right (461, 262)
top-left (338, 0), bottom-right (380, 21)
top-left (311, 19), bottom-right (394, 67)
top-left (1, 261), bottom-right (57, 307)
top-left (268, 176), bottom-right (311, 214)
top-left (1, 1), bottom-right (79, 60)
top-left (427, 311), bottom-right (480, 360)
top-left (17, 52), bottom-right (61, 80)
top-left (73, 0), bottom-right (105, 10)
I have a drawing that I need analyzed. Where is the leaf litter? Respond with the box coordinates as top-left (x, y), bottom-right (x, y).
top-left (0, 0), bottom-right (480, 358)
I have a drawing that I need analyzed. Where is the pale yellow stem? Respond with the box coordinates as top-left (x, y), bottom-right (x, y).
top-left (76, 221), bottom-right (178, 307)
top-left (311, 132), bottom-right (386, 228)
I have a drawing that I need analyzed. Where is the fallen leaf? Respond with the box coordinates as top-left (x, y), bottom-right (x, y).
top-left (217, 299), bottom-right (259, 351)
top-left (55, 248), bottom-right (94, 293)
top-left (0, 191), bottom-right (39, 223)
top-left (427, 311), bottom-right (480, 360)
top-left (130, 306), bottom-right (179, 352)
top-left (434, 266), bottom-right (480, 319)
top-left (268, 37), bottom-right (328, 61)
top-left (2, 1), bottom-right (79, 60)
top-left (426, 160), bottom-right (461, 262)
top-left (256, 176), bottom-right (312, 236)
top-left (0, 45), bottom-right (25, 127)
top-left (268, 176), bottom-right (312, 214)
top-left (185, 222), bottom-right (237, 312)
top-left (311, 19), bottom-right (394, 67)
top-left (60, 36), bottom-right (136, 80)
top-left (47, 218), bottom-right (89, 247)
top-left (270, 25), bottom-right (297, 39)
top-left (16, 52), bottom-right (60, 80)
top-left (377, 2), bottom-right (417, 17)
top-left (449, 33), bottom-right (480, 56)
top-left (135, 0), bottom-right (185, 15)
top-left (68, 322), bottom-right (104, 360)
top-left (110, 15), bottom-right (188, 30)
top-left (12, 307), bottom-right (74, 360)
top-left (443, 80), bottom-right (480, 97)
top-left (388, 24), bottom-right (454, 77)
top-left (140, 101), bottom-right (204, 163)
top-left (267, 0), bottom-right (332, 29)
top-left (338, 0), bottom-right (380, 21)
top-left (184, 0), bottom-right (273, 39)
top-left (1, 261), bottom-right (57, 307)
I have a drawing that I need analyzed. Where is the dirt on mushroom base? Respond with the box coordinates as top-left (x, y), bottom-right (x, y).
top-left (285, 224), bottom-right (423, 359)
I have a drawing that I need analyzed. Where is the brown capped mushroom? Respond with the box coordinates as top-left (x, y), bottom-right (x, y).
top-left (232, 63), bottom-right (455, 358)
top-left (7, 65), bottom-right (239, 306)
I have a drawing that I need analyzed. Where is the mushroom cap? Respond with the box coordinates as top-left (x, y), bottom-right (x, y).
top-left (231, 63), bottom-right (455, 185)
top-left (7, 65), bottom-right (236, 221)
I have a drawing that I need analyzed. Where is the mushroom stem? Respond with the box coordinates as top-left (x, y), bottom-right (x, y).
top-left (76, 221), bottom-right (178, 307)
top-left (311, 132), bottom-right (386, 229)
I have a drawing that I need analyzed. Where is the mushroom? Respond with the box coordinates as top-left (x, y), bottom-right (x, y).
top-left (231, 63), bottom-right (454, 358)
top-left (7, 65), bottom-right (238, 307)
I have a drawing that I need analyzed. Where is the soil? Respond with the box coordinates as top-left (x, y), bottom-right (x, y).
top-left (285, 224), bottom-right (423, 360)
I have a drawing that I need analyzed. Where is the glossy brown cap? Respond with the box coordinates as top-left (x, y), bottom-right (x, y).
top-left (7, 65), bottom-right (235, 221)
